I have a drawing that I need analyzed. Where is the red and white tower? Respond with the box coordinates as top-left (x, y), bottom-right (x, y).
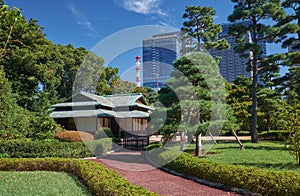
top-left (135, 56), bottom-right (141, 87)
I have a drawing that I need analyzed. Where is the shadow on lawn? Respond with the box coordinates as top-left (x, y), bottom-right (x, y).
top-left (244, 144), bottom-right (288, 151)
top-left (240, 162), bottom-right (299, 171)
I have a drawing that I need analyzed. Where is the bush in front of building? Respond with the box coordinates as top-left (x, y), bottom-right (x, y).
top-left (85, 138), bottom-right (115, 156)
top-left (0, 158), bottom-right (157, 196)
top-left (94, 127), bottom-right (114, 139)
top-left (0, 140), bottom-right (93, 158)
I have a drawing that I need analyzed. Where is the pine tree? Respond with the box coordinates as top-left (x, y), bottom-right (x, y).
top-left (181, 6), bottom-right (229, 52)
top-left (228, 0), bottom-right (286, 143)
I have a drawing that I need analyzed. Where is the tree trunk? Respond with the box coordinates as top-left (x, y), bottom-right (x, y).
top-left (267, 114), bottom-right (270, 132)
top-left (187, 132), bottom-right (193, 143)
top-left (248, 30), bottom-right (259, 143)
top-left (187, 108), bottom-right (193, 143)
top-left (195, 134), bottom-right (202, 156)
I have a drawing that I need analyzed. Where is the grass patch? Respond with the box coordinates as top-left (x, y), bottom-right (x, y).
top-left (0, 158), bottom-right (157, 195)
top-left (0, 171), bottom-right (91, 196)
top-left (184, 141), bottom-right (300, 171)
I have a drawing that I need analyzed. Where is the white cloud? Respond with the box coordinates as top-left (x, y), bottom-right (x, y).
top-left (68, 4), bottom-right (98, 33)
top-left (116, 0), bottom-right (167, 16)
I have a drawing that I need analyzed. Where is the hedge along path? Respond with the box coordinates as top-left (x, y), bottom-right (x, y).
top-left (92, 151), bottom-right (240, 196)
top-left (0, 158), bottom-right (157, 196)
top-left (154, 149), bottom-right (300, 196)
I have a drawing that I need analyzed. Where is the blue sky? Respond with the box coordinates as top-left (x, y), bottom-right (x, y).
top-left (5, 0), bottom-right (234, 49)
top-left (4, 0), bottom-right (287, 82)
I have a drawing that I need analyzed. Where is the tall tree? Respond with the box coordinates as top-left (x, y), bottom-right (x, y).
top-left (228, 0), bottom-right (286, 143)
top-left (181, 6), bottom-right (229, 52)
top-left (55, 44), bottom-right (87, 99)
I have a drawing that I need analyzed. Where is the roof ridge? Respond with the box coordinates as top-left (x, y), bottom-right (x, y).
top-left (103, 93), bottom-right (142, 97)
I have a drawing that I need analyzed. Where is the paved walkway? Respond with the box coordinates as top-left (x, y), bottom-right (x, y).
top-left (91, 150), bottom-right (241, 196)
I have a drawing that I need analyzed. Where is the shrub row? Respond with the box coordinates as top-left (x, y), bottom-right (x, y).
top-left (149, 149), bottom-right (300, 195)
top-left (0, 140), bottom-right (93, 158)
top-left (0, 158), bottom-right (157, 196)
top-left (258, 130), bottom-right (290, 141)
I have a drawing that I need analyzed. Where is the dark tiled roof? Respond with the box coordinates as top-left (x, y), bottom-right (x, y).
top-left (50, 92), bottom-right (152, 119)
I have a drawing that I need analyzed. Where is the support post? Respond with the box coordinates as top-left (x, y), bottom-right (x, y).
top-left (209, 132), bottom-right (217, 144)
top-left (195, 134), bottom-right (202, 156)
top-left (180, 131), bottom-right (186, 151)
top-left (231, 130), bottom-right (245, 150)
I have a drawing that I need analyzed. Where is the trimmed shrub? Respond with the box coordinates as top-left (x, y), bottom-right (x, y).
top-left (0, 158), bottom-right (157, 196)
top-left (145, 142), bottom-right (162, 151)
top-left (85, 138), bottom-right (114, 156)
top-left (0, 153), bottom-right (10, 158)
top-left (149, 149), bottom-right (300, 195)
top-left (0, 140), bottom-right (93, 158)
top-left (258, 130), bottom-right (290, 141)
top-left (55, 131), bottom-right (94, 142)
top-left (94, 127), bottom-right (114, 139)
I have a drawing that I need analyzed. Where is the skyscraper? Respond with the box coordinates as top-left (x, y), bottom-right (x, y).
top-left (209, 21), bottom-right (267, 82)
top-left (142, 32), bottom-right (182, 89)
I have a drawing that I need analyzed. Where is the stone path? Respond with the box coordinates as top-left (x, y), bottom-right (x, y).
top-left (91, 151), bottom-right (241, 196)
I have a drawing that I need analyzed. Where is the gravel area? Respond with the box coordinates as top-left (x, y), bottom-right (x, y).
top-left (91, 151), bottom-right (241, 196)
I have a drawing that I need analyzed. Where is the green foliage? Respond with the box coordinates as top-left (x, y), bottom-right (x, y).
top-left (0, 140), bottom-right (93, 158)
top-left (0, 67), bottom-right (53, 140)
top-left (0, 153), bottom-right (9, 158)
top-left (94, 127), bottom-right (114, 139)
top-left (287, 103), bottom-right (300, 165)
top-left (156, 52), bottom-right (234, 153)
top-left (0, 158), bottom-right (157, 196)
top-left (181, 6), bottom-right (229, 52)
top-left (257, 88), bottom-right (290, 131)
top-left (85, 138), bottom-right (114, 156)
top-left (227, 77), bottom-right (252, 132)
top-left (0, 68), bottom-right (58, 140)
top-left (150, 149), bottom-right (300, 195)
top-left (145, 142), bottom-right (162, 151)
top-left (288, 129), bottom-right (300, 165)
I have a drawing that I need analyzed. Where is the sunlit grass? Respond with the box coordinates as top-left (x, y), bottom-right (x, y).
top-left (185, 141), bottom-right (300, 172)
top-left (0, 171), bottom-right (91, 196)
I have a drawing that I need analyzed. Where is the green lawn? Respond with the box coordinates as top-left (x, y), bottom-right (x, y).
top-left (0, 171), bottom-right (91, 196)
top-left (185, 141), bottom-right (300, 172)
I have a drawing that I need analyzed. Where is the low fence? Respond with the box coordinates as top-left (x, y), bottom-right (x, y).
top-left (123, 131), bottom-right (149, 150)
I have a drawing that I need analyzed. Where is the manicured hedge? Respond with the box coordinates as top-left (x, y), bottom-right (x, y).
top-left (85, 138), bottom-right (115, 156)
top-left (258, 130), bottom-right (290, 141)
top-left (0, 158), bottom-right (157, 196)
top-left (149, 149), bottom-right (300, 195)
top-left (0, 140), bottom-right (93, 158)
